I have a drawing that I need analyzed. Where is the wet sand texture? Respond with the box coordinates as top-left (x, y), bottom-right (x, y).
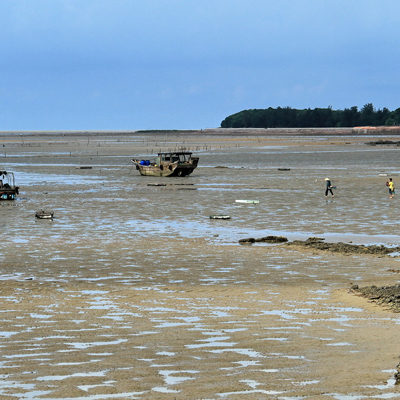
top-left (1, 130), bottom-right (400, 399)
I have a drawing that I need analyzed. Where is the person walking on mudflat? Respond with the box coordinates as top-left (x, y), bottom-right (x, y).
top-left (325, 178), bottom-right (334, 197)
top-left (386, 178), bottom-right (395, 199)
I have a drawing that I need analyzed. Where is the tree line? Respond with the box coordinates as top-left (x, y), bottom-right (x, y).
top-left (220, 104), bottom-right (400, 128)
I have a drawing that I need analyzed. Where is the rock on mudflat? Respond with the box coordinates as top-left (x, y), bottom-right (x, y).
top-left (239, 238), bottom-right (256, 244)
top-left (353, 283), bottom-right (400, 385)
top-left (239, 235), bottom-right (288, 245)
top-left (239, 236), bottom-right (400, 255)
top-left (350, 284), bottom-right (400, 312)
top-left (395, 362), bottom-right (400, 385)
top-left (286, 237), bottom-right (399, 255)
top-left (255, 235), bottom-right (288, 243)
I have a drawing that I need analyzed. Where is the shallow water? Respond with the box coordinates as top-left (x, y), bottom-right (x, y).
top-left (3, 149), bottom-right (400, 246)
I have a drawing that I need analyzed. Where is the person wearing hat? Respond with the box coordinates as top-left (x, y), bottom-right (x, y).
top-left (325, 178), bottom-right (334, 197)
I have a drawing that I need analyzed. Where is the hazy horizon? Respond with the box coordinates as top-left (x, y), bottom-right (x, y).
top-left (1, 0), bottom-right (399, 131)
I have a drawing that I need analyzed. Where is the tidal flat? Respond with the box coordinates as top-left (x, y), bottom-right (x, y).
top-left (1, 129), bottom-right (400, 399)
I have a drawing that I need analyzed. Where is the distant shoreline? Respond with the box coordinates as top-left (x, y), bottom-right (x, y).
top-left (1, 126), bottom-right (400, 137)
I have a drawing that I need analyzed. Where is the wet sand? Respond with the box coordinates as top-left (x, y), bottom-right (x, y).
top-left (1, 129), bottom-right (400, 399)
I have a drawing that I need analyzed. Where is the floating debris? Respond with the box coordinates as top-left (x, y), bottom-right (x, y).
top-left (210, 215), bottom-right (231, 220)
top-left (235, 200), bottom-right (259, 204)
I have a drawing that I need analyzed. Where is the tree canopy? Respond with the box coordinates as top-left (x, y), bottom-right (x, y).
top-left (220, 104), bottom-right (400, 128)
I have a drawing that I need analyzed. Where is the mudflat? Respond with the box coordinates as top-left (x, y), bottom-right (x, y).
top-left (1, 129), bottom-right (400, 399)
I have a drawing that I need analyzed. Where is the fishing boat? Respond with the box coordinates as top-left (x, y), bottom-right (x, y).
top-left (132, 152), bottom-right (199, 177)
top-left (35, 210), bottom-right (54, 220)
top-left (0, 171), bottom-right (19, 200)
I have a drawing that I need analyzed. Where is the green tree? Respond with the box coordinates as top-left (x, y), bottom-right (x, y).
top-left (360, 103), bottom-right (375, 125)
top-left (220, 104), bottom-right (398, 128)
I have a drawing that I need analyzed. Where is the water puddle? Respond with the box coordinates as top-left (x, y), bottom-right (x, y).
top-left (211, 348), bottom-right (264, 358)
top-left (66, 339), bottom-right (128, 349)
top-left (219, 388), bottom-right (284, 397)
top-left (0, 331), bottom-right (19, 338)
top-left (37, 371), bottom-right (107, 381)
top-left (158, 369), bottom-right (199, 385)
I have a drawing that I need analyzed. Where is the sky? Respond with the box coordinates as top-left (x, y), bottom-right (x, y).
top-left (1, 0), bottom-right (400, 131)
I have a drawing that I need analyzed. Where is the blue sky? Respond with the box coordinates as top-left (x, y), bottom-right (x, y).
top-left (1, 0), bottom-right (399, 130)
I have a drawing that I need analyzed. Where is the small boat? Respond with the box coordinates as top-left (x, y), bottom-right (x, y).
top-left (35, 210), bottom-right (54, 220)
top-left (132, 152), bottom-right (199, 177)
top-left (0, 171), bottom-right (19, 200)
top-left (210, 215), bottom-right (231, 220)
top-left (235, 200), bottom-right (259, 204)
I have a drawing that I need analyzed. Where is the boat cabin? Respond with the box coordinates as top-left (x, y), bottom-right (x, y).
top-left (157, 152), bottom-right (193, 165)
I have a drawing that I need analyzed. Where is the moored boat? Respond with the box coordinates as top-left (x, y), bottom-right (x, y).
top-left (0, 171), bottom-right (19, 200)
top-left (35, 210), bottom-right (54, 220)
top-left (132, 152), bottom-right (199, 177)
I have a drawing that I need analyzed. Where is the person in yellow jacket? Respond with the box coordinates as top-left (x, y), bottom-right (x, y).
top-left (386, 178), bottom-right (395, 199)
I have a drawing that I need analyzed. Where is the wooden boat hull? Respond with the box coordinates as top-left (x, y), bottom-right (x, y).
top-left (136, 164), bottom-right (197, 177)
top-left (132, 152), bottom-right (199, 177)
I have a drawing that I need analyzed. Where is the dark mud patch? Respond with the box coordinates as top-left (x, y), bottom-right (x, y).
top-left (239, 236), bottom-right (400, 255)
top-left (366, 139), bottom-right (400, 146)
top-left (239, 235), bottom-right (289, 244)
top-left (286, 237), bottom-right (400, 255)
